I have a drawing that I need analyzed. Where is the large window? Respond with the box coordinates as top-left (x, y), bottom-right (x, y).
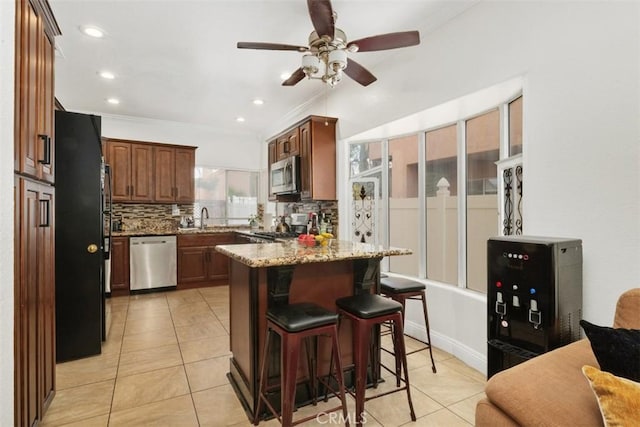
top-left (388, 135), bottom-right (419, 276)
top-left (425, 124), bottom-right (458, 285)
top-left (466, 110), bottom-right (500, 293)
top-left (194, 167), bottom-right (259, 226)
top-left (346, 94), bottom-right (522, 294)
top-left (509, 96), bottom-right (523, 156)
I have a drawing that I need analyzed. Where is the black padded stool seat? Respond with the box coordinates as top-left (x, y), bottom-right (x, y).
top-left (267, 303), bottom-right (338, 332)
top-left (381, 277), bottom-right (426, 294)
top-left (380, 276), bottom-right (437, 374)
top-left (336, 294), bottom-right (402, 318)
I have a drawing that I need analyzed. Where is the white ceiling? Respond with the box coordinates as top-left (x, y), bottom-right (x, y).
top-left (51, 0), bottom-right (478, 138)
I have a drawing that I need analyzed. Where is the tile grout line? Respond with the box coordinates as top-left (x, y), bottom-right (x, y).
top-left (106, 294), bottom-right (129, 426)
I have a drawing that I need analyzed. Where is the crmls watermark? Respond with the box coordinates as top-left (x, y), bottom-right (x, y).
top-left (316, 411), bottom-right (368, 424)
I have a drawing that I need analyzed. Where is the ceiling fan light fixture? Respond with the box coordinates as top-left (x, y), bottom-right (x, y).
top-left (301, 54), bottom-right (320, 76)
top-left (328, 49), bottom-right (347, 72)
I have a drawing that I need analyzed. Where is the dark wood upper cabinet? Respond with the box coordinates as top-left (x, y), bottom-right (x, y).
top-left (267, 140), bottom-right (277, 201)
top-left (268, 116), bottom-right (337, 201)
top-left (15, 0), bottom-right (59, 184)
top-left (154, 146), bottom-right (194, 203)
top-left (104, 138), bottom-right (195, 204)
top-left (105, 140), bottom-right (153, 203)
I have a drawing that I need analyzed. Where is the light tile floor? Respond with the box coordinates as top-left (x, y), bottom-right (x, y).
top-left (41, 286), bottom-right (486, 426)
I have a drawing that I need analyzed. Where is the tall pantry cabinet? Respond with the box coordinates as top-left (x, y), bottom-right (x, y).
top-left (14, 0), bottom-right (60, 426)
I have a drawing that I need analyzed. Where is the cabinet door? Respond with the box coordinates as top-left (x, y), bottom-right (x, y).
top-left (299, 121), bottom-right (312, 200)
top-left (110, 237), bottom-right (130, 294)
top-left (38, 186), bottom-right (55, 412)
top-left (267, 141), bottom-right (277, 201)
top-left (16, 179), bottom-right (40, 427)
top-left (177, 246), bottom-right (208, 284)
top-left (276, 128), bottom-right (300, 160)
top-left (106, 142), bottom-right (132, 201)
top-left (16, 0), bottom-right (40, 180)
top-left (15, 0), bottom-right (55, 183)
top-left (300, 118), bottom-right (337, 201)
top-left (287, 128), bottom-right (300, 156)
top-left (174, 148), bottom-right (195, 203)
top-left (38, 28), bottom-right (55, 184)
top-left (154, 146), bottom-right (175, 203)
top-left (130, 144), bottom-right (154, 202)
top-left (207, 234), bottom-right (235, 280)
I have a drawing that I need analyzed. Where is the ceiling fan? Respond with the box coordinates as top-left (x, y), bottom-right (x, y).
top-left (237, 0), bottom-right (420, 87)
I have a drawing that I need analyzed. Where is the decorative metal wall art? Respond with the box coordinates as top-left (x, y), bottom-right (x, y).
top-left (351, 178), bottom-right (378, 244)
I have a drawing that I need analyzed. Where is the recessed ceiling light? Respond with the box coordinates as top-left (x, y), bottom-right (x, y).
top-left (80, 25), bottom-right (105, 38)
top-left (280, 72), bottom-right (291, 81)
top-left (106, 98), bottom-right (120, 105)
top-left (236, 116), bottom-right (245, 123)
top-left (252, 99), bottom-right (264, 106)
top-left (99, 71), bottom-right (115, 80)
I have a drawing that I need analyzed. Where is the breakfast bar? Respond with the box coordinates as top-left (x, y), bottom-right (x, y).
top-left (215, 240), bottom-right (411, 420)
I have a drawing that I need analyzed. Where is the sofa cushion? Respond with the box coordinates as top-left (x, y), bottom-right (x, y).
top-left (582, 365), bottom-right (640, 426)
top-left (484, 339), bottom-right (601, 426)
top-left (580, 319), bottom-right (640, 382)
top-left (613, 288), bottom-right (640, 329)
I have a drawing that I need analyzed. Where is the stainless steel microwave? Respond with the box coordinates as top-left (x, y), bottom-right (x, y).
top-left (270, 155), bottom-right (300, 195)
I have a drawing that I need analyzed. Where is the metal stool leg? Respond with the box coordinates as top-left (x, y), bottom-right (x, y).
top-left (420, 291), bottom-right (437, 373)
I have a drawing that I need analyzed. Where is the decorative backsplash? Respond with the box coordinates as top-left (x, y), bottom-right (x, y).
top-left (113, 201), bottom-right (338, 235)
top-left (278, 200), bottom-right (339, 236)
top-left (113, 203), bottom-right (193, 232)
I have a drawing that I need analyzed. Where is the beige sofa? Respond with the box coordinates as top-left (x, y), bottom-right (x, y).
top-left (476, 288), bottom-right (640, 426)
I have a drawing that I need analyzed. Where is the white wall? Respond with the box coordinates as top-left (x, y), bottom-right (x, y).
top-left (98, 114), bottom-right (265, 170)
top-left (0, 0), bottom-right (15, 422)
top-left (323, 1), bottom-right (638, 373)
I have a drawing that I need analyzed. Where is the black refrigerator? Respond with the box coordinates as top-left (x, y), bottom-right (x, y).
top-left (55, 110), bottom-right (111, 362)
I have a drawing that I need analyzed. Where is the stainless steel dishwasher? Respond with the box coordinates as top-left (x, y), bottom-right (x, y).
top-left (129, 235), bottom-right (177, 291)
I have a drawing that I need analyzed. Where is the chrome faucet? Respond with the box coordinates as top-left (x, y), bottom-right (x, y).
top-left (200, 207), bottom-right (209, 229)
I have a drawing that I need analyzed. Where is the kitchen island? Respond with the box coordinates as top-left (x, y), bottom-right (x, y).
top-left (215, 240), bottom-right (411, 420)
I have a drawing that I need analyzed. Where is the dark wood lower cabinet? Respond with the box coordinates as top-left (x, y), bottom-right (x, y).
top-left (177, 233), bottom-right (235, 288)
top-left (110, 237), bottom-right (130, 296)
top-left (15, 177), bottom-right (56, 427)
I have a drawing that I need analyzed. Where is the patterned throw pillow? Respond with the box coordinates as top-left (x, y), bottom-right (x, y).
top-left (579, 319), bottom-right (640, 382)
top-left (582, 366), bottom-right (640, 426)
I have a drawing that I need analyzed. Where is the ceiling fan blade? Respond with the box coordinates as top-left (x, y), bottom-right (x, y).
top-left (282, 68), bottom-right (306, 86)
top-left (237, 42), bottom-right (308, 52)
top-left (344, 58), bottom-right (377, 87)
top-left (347, 31), bottom-right (420, 52)
top-left (307, 0), bottom-right (335, 39)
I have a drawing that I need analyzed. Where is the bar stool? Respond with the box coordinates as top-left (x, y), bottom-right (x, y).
top-left (335, 293), bottom-right (416, 427)
top-left (380, 277), bottom-right (437, 373)
top-left (253, 303), bottom-right (349, 427)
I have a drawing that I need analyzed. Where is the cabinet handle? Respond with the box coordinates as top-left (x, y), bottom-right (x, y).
top-left (174, 187), bottom-right (178, 198)
top-left (37, 134), bottom-right (51, 165)
top-left (39, 199), bottom-right (50, 227)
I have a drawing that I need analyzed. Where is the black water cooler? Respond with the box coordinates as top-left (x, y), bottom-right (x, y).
top-left (487, 236), bottom-right (582, 378)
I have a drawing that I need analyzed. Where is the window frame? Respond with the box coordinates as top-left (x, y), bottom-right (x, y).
top-left (344, 92), bottom-right (523, 293)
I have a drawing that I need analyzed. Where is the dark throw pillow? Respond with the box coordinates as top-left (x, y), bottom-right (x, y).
top-left (580, 319), bottom-right (640, 382)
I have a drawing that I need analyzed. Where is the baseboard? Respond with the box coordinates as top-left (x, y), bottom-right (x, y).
top-left (404, 319), bottom-right (487, 375)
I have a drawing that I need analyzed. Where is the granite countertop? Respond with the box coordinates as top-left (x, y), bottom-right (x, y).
top-left (215, 240), bottom-right (412, 268)
top-left (111, 226), bottom-right (253, 237)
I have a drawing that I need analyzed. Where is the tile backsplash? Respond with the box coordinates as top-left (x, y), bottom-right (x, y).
top-left (113, 203), bottom-right (193, 231)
